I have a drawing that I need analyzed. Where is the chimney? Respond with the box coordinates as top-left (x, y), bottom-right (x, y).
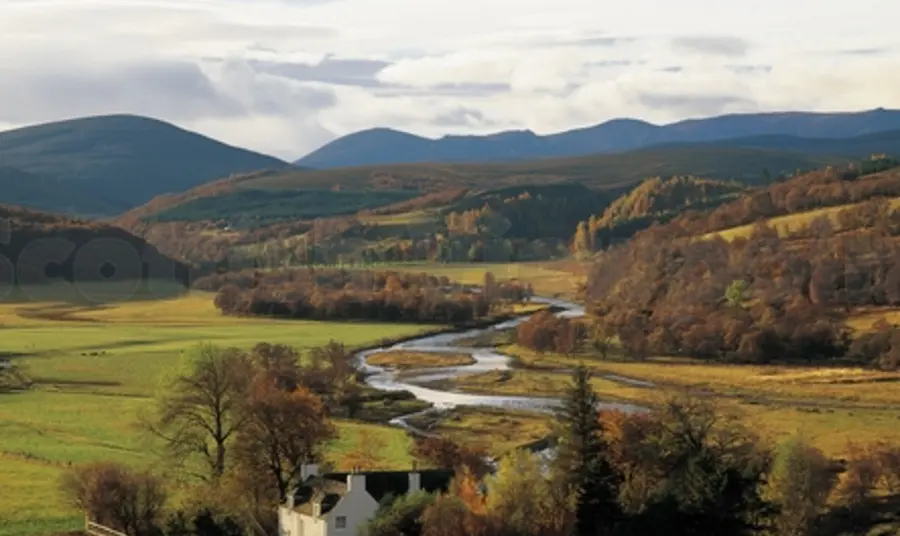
top-left (300, 463), bottom-right (319, 481)
top-left (286, 488), bottom-right (296, 508)
top-left (408, 471), bottom-right (421, 494)
top-left (347, 469), bottom-right (366, 493)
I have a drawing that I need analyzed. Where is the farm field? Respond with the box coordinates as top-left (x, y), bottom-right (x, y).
top-left (0, 289), bottom-right (436, 536)
top-left (326, 260), bottom-right (589, 299)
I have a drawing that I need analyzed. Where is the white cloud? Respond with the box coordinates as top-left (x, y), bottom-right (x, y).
top-left (0, 0), bottom-right (899, 160)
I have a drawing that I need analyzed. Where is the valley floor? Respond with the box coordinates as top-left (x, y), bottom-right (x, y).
top-left (425, 343), bottom-right (900, 458)
top-left (0, 290), bottom-right (433, 536)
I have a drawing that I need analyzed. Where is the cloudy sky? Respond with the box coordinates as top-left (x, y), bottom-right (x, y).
top-left (1, 0), bottom-right (899, 160)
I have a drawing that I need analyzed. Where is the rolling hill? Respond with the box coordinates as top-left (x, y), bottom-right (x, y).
top-left (0, 203), bottom-right (190, 301)
top-left (0, 166), bottom-right (114, 216)
top-left (116, 144), bottom-right (847, 230)
top-left (0, 115), bottom-right (291, 216)
top-left (296, 108), bottom-right (900, 168)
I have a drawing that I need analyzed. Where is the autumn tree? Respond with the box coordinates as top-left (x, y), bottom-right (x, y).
top-left (572, 221), bottom-right (591, 257)
top-left (611, 395), bottom-right (772, 535)
top-left (834, 441), bottom-right (900, 513)
top-left (485, 449), bottom-right (577, 536)
top-left (147, 344), bottom-right (253, 480)
top-left (341, 429), bottom-right (390, 471)
top-left (250, 343), bottom-right (300, 391)
top-left (422, 494), bottom-right (486, 536)
top-left (765, 435), bottom-right (837, 536)
top-left (362, 491), bottom-right (437, 536)
top-left (60, 461), bottom-right (167, 536)
top-left (552, 366), bottom-right (620, 536)
top-left (234, 378), bottom-right (336, 502)
top-left (412, 436), bottom-right (491, 479)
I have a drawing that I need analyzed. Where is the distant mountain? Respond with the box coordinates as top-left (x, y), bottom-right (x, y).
top-left (0, 166), bottom-right (114, 216)
top-left (296, 108), bottom-right (900, 168)
top-left (122, 144), bottom-right (845, 229)
top-left (0, 115), bottom-right (291, 216)
top-left (659, 129), bottom-right (900, 157)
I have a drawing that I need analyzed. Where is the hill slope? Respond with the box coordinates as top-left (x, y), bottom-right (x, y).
top-left (0, 115), bottom-right (291, 215)
top-left (297, 108), bottom-right (900, 168)
top-left (0, 203), bottom-right (190, 300)
top-left (585, 161), bottom-right (900, 367)
top-left (116, 144), bottom-right (844, 229)
top-left (0, 167), bottom-right (113, 215)
top-left (658, 128), bottom-right (900, 157)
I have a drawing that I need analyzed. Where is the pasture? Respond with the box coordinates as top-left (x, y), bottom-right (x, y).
top-left (0, 289), bottom-right (434, 535)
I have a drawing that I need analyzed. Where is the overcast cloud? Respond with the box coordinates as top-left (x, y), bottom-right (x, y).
top-left (0, 0), bottom-right (899, 160)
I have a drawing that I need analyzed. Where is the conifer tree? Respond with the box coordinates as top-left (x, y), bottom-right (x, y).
top-left (552, 365), bottom-right (621, 536)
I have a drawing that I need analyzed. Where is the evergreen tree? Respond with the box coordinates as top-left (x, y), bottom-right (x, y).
top-left (552, 366), bottom-right (621, 536)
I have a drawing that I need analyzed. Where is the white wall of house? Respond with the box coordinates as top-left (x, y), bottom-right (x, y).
top-left (280, 471), bottom-right (425, 536)
top-left (323, 476), bottom-right (379, 536)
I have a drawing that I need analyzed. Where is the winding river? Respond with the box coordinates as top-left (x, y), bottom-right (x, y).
top-left (353, 296), bottom-right (645, 435)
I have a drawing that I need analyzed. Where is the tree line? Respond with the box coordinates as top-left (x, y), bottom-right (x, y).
top-left (515, 310), bottom-right (587, 355)
top-left (198, 268), bottom-right (529, 324)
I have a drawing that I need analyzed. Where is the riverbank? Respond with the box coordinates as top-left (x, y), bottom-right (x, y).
top-left (427, 344), bottom-right (900, 457)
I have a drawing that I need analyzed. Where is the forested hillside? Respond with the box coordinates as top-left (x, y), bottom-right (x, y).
top-left (572, 176), bottom-right (748, 253)
top-left (585, 159), bottom-right (900, 368)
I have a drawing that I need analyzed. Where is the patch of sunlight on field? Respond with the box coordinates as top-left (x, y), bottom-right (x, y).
top-left (357, 261), bottom-right (587, 298)
top-left (847, 308), bottom-right (900, 333)
top-left (703, 197), bottom-right (900, 242)
top-left (358, 210), bottom-right (437, 226)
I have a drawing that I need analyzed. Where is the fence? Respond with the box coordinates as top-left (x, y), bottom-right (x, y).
top-left (85, 518), bottom-right (127, 536)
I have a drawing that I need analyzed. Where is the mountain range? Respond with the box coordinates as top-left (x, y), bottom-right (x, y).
top-left (296, 108), bottom-right (900, 168)
top-left (3, 109), bottom-right (900, 217)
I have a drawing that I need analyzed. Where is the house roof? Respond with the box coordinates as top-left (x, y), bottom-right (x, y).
top-left (291, 469), bottom-right (454, 517)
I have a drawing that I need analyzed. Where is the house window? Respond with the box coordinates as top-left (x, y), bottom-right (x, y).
top-left (335, 516), bottom-right (347, 530)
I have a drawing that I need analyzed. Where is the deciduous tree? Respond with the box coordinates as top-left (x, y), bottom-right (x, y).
top-left (147, 344), bottom-right (253, 480)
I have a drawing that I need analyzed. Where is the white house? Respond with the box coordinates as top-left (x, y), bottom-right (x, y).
top-left (278, 464), bottom-right (453, 536)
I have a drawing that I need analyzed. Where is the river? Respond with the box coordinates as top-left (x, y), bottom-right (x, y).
top-left (353, 296), bottom-right (645, 435)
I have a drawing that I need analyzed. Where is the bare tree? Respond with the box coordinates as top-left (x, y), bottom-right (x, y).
top-left (60, 461), bottom-right (167, 536)
top-left (146, 344), bottom-right (253, 480)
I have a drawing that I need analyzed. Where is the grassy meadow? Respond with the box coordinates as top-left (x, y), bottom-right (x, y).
top-left (326, 260), bottom-right (588, 299)
top-left (0, 287), bottom-right (435, 536)
top-left (433, 344), bottom-right (900, 458)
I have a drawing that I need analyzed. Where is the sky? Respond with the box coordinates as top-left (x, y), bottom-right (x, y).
top-left (1, 0), bottom-right (899, 160)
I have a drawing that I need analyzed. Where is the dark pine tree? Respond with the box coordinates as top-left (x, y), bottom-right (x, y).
top-left (553, 365), bottom-right (622, 536)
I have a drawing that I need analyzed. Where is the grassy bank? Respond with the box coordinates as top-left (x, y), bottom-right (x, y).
top-left (435, 345), bottom-right (900, 458)
top-left (367, 351), bottom-right (476, 369)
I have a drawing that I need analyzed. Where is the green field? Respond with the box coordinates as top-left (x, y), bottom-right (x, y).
top-left (0, 290), bottom-right (434, 536)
